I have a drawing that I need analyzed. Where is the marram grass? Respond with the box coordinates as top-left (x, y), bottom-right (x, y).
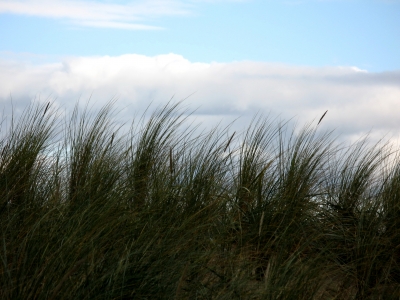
top-left (0, 101), bottom-right (399, 299)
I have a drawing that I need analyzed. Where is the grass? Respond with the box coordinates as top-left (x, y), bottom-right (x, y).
top-left (0, 100), bottom-right (399, 299)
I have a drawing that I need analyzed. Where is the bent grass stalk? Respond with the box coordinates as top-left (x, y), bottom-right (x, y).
top-left (0, 100), bottom-right (399, 299)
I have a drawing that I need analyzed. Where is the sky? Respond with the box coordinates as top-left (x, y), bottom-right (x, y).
top-left (0, 0), bottom-right (399, 145)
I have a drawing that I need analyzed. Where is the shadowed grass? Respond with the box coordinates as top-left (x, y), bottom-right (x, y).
top-left (0, 100), bottom-right (399, 299)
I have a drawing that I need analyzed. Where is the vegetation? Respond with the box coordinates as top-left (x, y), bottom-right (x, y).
top-left (0, 100), bottom-right (399, 299)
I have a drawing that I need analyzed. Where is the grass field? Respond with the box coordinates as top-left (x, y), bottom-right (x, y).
top-left (1, 101), bottom-right (399, 299)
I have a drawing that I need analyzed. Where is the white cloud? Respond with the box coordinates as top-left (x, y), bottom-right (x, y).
top-left (1, 53), bottom-right (399, 146)
top-left (75, 20), bottom-right (163, 30)
top-left (0, 0), bottom-right (248, 30)
top-left (0, 0), bottom-right (192, 30)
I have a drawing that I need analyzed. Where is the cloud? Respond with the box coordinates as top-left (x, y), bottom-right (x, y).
top-left (1, 53), bottom-right (400, 145)
top-left (75, 20), bottom-right (163, 30)
top-left (0, 0), bottom-right (193, 30)
top-left (0, 0), bottom-right (249, 30)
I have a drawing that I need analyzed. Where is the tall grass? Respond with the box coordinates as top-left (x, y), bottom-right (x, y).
top-left (0, 100), bottom-right (399, 299)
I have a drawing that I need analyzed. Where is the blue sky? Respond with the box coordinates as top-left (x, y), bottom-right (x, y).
top-left (1, 0), bottom-right (399, 71)
top-left (0, 0), bottom-right (399, 144)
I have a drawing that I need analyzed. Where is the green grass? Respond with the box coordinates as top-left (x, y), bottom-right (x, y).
top-left (1, 100), bottom-right (399, 299)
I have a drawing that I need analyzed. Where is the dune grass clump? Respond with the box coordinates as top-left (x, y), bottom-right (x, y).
top-left (0, 100), bottom-right (399, 299)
